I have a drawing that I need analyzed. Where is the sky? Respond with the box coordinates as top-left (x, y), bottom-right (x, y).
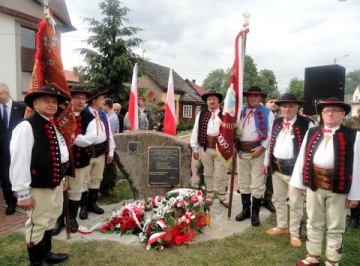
top-left (60, 0), bottom-right (360, 93)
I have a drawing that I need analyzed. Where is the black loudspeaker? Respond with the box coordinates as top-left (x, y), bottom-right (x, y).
top-left (303, 64), bottom-right (346, 115)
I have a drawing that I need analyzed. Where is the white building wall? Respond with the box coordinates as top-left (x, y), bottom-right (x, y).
top-left (0, 15), bottom-right (18, 100)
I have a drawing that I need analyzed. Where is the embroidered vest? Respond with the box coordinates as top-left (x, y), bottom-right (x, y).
top-left (197, 109), bottom-right (222, 151)
top-left (302, 125), bottom-right (357, 193)
top-left (84, 107), bottom-right (111, 154)
top-left (268, 116), bottom-right (311, 173)
top-left (242, 105), bottom-right (270, 141)
top-left (73, 110), bottom-right (95, 168)
top-left (26, 112), bottom-right (65, 188)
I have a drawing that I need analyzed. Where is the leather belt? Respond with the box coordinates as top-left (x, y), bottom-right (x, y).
top-left (273, 157), bottom-right (295, 176)
top-left (238, 141), bottom-right (261, 153)
top-left (206, 135), bottom-right (217, 149)
top-left (312, 165), bottom-right (333, 190)
top-left (92, 142), bottom-right (107, 158)
top-left (59, 162), bottom-right (69, 178)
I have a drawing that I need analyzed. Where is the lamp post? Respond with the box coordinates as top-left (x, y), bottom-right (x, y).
top-left (334, 54), bottom-right (349, 64)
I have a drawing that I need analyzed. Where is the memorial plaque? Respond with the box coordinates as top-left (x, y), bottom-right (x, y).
top-left (148, 146), bottom-right (180, 187)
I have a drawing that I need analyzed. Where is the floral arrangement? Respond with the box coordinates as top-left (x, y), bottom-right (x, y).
top-left (99, 201), bottom-right (144, 235)
top-left (140, 188), bottom-right (207, 250)
top-left (98, 188), bottom-right (207, 250)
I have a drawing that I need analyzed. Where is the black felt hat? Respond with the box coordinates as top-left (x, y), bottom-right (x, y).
top-left (316, 97), bottom-right (351, 115)
top-left (86, 88), bottom-right (109, 103)
top-left (243, 86), bottom-right (267, 97)
top-left (201, 89), bottom-right (223, 103)
top-left (274, 93), bottom-right (305, 105)
top-left (24, 85), bottom-right (70, 109)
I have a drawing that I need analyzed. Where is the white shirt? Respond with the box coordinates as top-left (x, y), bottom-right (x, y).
top-left (190, 108), bottom-right (222, 152)
top-left (290, 127), bottom-right (360, 200)
top-left (9, 115), bottom-right (69, 199)
top-left (239, 106), bottom-right (274, 149)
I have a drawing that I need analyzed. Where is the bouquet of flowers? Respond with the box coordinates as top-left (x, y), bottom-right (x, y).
top-left (139, 188), bottom-right (207, 250)
top-left (99, 201), bottom-right (144, 235)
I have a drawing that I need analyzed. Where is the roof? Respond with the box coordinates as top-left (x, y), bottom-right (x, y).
top-left (64, 69), bottom-right (79, 83)
top-left (0, 1), bottom-right (75, 32)
top-left (179, 92), bottom-right (203, 104)
top-left (185, 79), bottom-right (206, 96)
top-left (140, 60), bottom-right (198, 96)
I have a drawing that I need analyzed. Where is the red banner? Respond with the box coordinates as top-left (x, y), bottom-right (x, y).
top-left (25, 17), bottom-right (77, 145)
top-left (216, 28), bottom-right (249, 167)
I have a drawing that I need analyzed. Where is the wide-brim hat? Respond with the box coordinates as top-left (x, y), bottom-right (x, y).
top-left (201, 89), bottom-right (223, 103)
top-left (316, 97), bottom-right (351, 115)
top-left (86, 88), bottom-right (109, 103)
top-left (70, 86), bottom-right (92, 98)
top-left (243, 86), bottom-right (267, 97)
top-left (274, 92), bottom-right (305, 105)
top-left (24, 85), bottom-right (70, 109)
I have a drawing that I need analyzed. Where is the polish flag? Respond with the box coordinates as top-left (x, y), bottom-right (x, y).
top-left (128, 63), bottom-right (139, 130)
top-left (163, 69), bottom-right (177, 135)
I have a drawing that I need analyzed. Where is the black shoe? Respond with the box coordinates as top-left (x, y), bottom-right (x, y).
top-left (52, 219), bottom-right (65, 236)
top-left (45, 252), bottom-right (68, 264)
top-left (235, 209), bottom-right (251, 221)
top-left (6, 204), bottom-right (16, 215)
top-left (262, 199), bottom-right (276, 213)
top-left (69, 218), bottom-right (79, 233)
top-left (30, 261), bottom-right (51, 266)
top-left (87, 203), bottom-right (104, 215)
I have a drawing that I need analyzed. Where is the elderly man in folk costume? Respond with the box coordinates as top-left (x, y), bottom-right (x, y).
top-left (78, 89), bottom-right (116, 220)
top-left (190, 89), bottom-right (229, 208)
top-left (235, 86), bottom-right (274, 226)
top-left (53, 87), bottom-right (96, 235)
top-left (264, 93), bottom-right (314, 248)
top-left (10, 86), bottom-right (71, 265)
top-left (290, 97), bottom-right (360, 266)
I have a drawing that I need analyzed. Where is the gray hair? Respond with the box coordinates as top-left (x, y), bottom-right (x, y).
top-left (113, 103), bottom-right (121, 109)
top-left (0, 83), bottom-right (10, 92)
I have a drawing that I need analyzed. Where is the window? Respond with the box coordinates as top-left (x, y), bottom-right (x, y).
top-left (183, 105), bottom-right (192, 118)
top-left (21, 27), bottom-right (35, 49)
top-left (22, 71), bottom-right (32, 93)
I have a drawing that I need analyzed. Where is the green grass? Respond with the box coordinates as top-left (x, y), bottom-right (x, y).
top-left (98, 179), bottom-right (134, 205)
top-left (1, 214), bottom-right (359, 266)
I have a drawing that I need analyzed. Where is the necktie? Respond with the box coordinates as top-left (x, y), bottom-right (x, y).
top-left (2, 104), bottom-right (8, 128)
top-left (244, 109), bottom-right (253, 125)
top-left (323, 129), bottom-right (332, 134)
top-left (283, 122), bottom-right (291, 131)
top-left (49, 118), bottom-right (56, 126)
top-left (211, 111), bottom-right (215, 120)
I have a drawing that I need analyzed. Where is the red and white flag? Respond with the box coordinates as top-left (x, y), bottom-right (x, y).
top-left (128, 63), bottom-right (139, 130)
top-left (216, 27), bottom-right (249, 166)
top-left (163, 69), bottom-right (177, 135)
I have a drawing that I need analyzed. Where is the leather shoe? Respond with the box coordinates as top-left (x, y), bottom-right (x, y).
top-left (296, 255), bottom-right (320, 266)
top-left (87, 203), bottom-right (104, 214)
top-left (262, 200), bottom-right (276, 213)
top-left (290, 235), bottom-right (302, 247)
top-left (266, 227), bottom-right (289, 236)
top-left (6, 204), bottom-right (16, 215)
top-left (52, 219), bottom-right (65, 236)
top-left (45, 252), bottom-right (68, 263)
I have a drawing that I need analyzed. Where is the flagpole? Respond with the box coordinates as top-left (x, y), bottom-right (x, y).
top-left (227, 12), bottom-right (250, 220)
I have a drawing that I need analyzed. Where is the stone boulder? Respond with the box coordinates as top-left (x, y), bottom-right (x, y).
top-left (113, 131), bottom-right (192, 199)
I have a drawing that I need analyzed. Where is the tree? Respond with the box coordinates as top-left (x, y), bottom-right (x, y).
top-left (345, 69), bottom-right (360, 95)
top-left (254, 69), bottom-right (280, 98)
top-left (202, 69), bottom-right (227, 92)
top-left (202, 55), bottom-right (279, 98)
top-left (77, 0), bottom-right (143, 103)
top-left (288, 77), bottom-right (304, 100)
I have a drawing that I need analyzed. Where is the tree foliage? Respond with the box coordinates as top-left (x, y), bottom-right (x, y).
top-left (345, 69), bottom-right (360, 95)
top-left (77, 0), bottom-right (143, 103)
top-left (287, 77), bottom-right (304, 100)
top-left (202, 55), bottom-right (279, 98)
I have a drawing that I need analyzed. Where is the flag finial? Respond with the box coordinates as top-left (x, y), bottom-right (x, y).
top-left (242, 12), bottom-right (250, 28)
